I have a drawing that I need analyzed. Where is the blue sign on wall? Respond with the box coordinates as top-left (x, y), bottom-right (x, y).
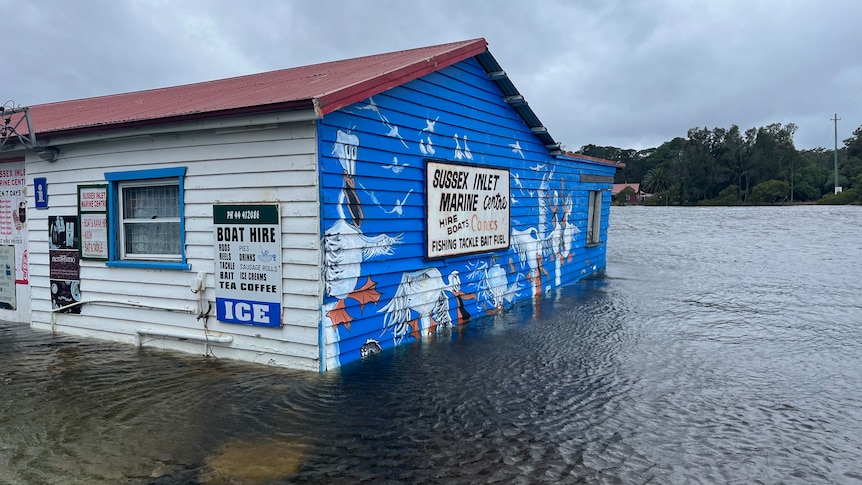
top-left (216, 298), bottom-right (281, 327)
top-left (34, 177), bottom-right (48, 209)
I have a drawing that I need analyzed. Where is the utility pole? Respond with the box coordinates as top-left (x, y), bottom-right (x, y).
top-left (833, 113), bottom-right (842, 194)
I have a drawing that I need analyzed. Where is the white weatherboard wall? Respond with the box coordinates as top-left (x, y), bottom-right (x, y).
top-left (28, 117), bottom-right (323, 370)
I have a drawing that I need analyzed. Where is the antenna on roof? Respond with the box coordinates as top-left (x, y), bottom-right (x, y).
top-left (1, 101), bottom-right (38, 151)
top-left (1, 101), bottom-right (58, 160)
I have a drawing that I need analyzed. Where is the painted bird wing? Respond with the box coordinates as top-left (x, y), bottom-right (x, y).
top-left (379, 271), bottom-right (422, 340)
top-left (431, 290), bottom-right (453, 329)
top-left (360, 232), bottom-right (403, 259)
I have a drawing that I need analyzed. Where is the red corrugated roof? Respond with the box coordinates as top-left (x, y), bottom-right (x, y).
top-left (25, 38), bottom-right (488, 138)
top-left (563, 151), bottom-right (624, 168)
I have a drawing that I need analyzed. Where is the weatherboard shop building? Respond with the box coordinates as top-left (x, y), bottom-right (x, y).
top-left (2, 38), bottom-right (616, 371)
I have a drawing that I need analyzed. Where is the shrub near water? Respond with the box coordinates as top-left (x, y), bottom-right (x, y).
top-left (818, 188), bottom-right (862, 205)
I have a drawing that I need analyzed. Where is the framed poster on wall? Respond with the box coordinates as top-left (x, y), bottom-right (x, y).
top-left (78, 184), bottom-right (109, 260)
top-left (49, 215), bottom-right (81, 313)
top-left (0, 159), bottom-right (28, 283)
top-left (0, 245), bottom-right (16, 309)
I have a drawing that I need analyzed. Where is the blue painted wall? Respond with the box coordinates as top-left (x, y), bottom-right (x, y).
top-left (318, 57), bottom-right (615, 369)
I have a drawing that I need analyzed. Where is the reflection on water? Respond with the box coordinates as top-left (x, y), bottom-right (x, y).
top-left (1, 206), bottom-right (861, 484)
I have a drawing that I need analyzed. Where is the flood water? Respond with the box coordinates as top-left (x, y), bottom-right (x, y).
top-left (2, 205), bottom-right (862, 484)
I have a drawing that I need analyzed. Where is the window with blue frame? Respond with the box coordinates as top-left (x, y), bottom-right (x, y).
top-left (587, 190), bottom-right (602, 246)
top-left (104, 167), bottom-right (190, 270)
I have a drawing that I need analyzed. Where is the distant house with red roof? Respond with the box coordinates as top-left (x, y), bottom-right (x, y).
top-left (613, 183), bottom-right (645, 204)
top-left (0, 39), bottom-right (617, 371)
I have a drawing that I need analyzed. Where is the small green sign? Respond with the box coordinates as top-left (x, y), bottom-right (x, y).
top-left (213, 204), bottom-right (279, 224)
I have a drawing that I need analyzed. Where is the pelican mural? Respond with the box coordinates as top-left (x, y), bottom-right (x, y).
top-left (323, 130), bottom-right (403, 366)
top-left (536, 167), bottom-right (553, 241)
top-left (510, 227), bottom-right (548, 297)
top-left (561, 187), bottom-right (579, 263)
top-left (548, 190), bottom-right (565, 286)
top-left (467, 258), bottom-right (521, 314)
top-left (379, 268), bottom-right (462, 343)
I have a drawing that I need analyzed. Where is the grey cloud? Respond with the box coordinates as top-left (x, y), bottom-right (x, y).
top-left (5, 0), bottom-right (861, 150)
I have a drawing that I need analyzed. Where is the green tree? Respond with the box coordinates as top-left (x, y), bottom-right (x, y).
top-left (699, 185), bottom-right (741, 206)
top-left (793, 164), bottom-right (826, 201)
top-left (577, 122), bottom-right (862, 206)
top-left (750, 179), bottom-right (790, 204)
top-left (580, 144), bottom-right (645, 183)
top-left (641, 167), bottom-right (672, 194)
top-left (840, 126), bottom-right (862, 191)
top-left (719, 125), bottom-right (750, 203)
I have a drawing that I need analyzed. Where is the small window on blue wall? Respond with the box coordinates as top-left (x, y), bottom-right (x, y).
top-left (104, 167), bottom-right (190, 270)
top-left (587, 190), bottom-right (602, 246)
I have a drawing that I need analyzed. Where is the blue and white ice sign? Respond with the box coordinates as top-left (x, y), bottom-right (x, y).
top-left (213, 204), bottom-right (282, 328)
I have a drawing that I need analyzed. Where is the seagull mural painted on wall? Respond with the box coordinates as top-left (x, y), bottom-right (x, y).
top-left (419, 137), bottom-right (435, 155)
top-left (452, 133), bottom-right (473, 161)
top-left (419, 116), bottom-right (439, 155)
top-left (382, 156), bottom-right (409, 174)
top-left (384, 189), bottom-right (413, 216)
top-left (422, 116), bottom-right (439, 133)
top-left (509, 140), bottom-right (524, 159)
top-left (453, 133), bottom-right (464, 160)
top-left (356, 96), bottom-right (409, 148)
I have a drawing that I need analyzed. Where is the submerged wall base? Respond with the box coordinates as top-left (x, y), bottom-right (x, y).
top-left (30, 321), bottom-right (320, 371)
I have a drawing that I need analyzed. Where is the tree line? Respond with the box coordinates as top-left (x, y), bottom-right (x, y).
top-left (581, 123), bottom-right (862, 205)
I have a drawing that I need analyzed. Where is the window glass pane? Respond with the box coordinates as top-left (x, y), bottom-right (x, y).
top-left (123, 184), bottom-right (179, 219)
top-left (587, 191), bottom-right (601, 244)
top-left (124, 221), bottom-right (181, 255)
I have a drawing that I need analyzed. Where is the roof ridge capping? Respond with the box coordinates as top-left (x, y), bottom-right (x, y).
top-left (314, 37), bottom-right (489, 115)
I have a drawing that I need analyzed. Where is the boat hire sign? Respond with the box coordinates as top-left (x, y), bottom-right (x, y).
top-left (213, 204), bottom-right (282, 328)
top-left (426, 161), bottom-right (510, 258)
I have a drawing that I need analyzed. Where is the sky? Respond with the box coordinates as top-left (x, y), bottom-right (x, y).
top-left (5, 0), bottom-right (862, 152)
